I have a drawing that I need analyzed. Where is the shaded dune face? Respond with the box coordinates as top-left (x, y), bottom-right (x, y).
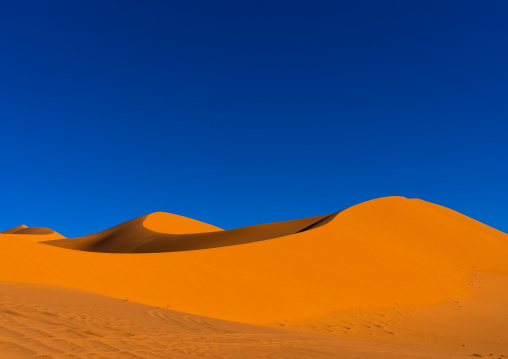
top-left (11, 227), bottom-right (57, 235)
top-left (42, 211), bottom-right (337, 253)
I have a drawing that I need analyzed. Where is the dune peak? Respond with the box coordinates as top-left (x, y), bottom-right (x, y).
top-left (142, 211), bottom-right (223, 234)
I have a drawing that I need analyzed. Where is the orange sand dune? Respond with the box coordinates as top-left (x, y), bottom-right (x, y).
top-left (1, 224), bottom-right (28, 234)
top-left (1, 224), bottom-right (65, 240)
top-left (44, 211), bottom-right (333, 252)
top-left (1, 196), bottom-right (507, 358)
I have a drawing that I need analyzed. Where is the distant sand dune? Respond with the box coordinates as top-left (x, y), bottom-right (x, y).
top-left (42, 211), bottom-right (334, 253)
top-left (0, 224), bottom-right (28, 234)
top-left (1, 225), bottom-right (65, 239)
top-left (1, 196), bottom-right (507, 358)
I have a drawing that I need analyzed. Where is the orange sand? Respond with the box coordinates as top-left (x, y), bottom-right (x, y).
top-left (1, 196), bottom-right (507, 358)
top-left (1, 281), bottom-right (457, 358)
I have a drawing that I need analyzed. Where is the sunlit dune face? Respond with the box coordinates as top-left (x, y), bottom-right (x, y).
top-left (142, 212), bottom-right (223, 234)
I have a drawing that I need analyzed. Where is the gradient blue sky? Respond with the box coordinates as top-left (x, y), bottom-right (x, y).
top-left (1, 0), bottom-right (507, 237)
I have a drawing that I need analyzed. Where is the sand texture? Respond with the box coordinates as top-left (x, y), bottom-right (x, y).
top-left (1, 196), bottom-right (507, 358)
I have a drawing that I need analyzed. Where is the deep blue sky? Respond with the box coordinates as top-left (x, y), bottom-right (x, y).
top-left (1, 0), bottom-right (507, 237)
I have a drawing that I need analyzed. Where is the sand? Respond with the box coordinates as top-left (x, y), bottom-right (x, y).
top-left (0, 196), bottom-right (507, 358)
top-left (1, 281), bottom-right (459, 358)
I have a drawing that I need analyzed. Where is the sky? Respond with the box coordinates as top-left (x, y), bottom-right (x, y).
top-left (1, 0), bottom-right (507, 237)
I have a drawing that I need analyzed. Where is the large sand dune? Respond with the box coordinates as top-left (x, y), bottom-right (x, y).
top-left (1, 196), bottom-right (507, 358)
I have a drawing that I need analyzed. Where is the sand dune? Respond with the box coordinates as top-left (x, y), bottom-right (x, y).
top-left (1, 196), bottom-right (507, 358)
top-left (1, 224), bottom-right (28, 234)
top-left (1, 225), bottom-right (65, 240)
top-left (43, 211), bottom-right (333, 253)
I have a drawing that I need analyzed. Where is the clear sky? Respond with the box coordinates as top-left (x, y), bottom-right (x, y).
top-left (1, 0), bottom-right (507, 237)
